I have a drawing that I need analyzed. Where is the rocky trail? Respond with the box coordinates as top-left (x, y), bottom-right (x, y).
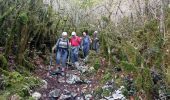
top-left (33, 55), bottom-right (102, 100)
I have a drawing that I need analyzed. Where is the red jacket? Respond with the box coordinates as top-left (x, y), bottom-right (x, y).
top-left (70, 36), bottom-right (81, 46)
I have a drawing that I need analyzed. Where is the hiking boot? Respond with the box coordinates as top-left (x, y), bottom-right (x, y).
top-left (60, 67), bottom-right (66, 76)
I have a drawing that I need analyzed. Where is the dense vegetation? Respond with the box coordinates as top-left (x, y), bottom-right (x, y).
top-left (0, 0), bottom-right (170, 99)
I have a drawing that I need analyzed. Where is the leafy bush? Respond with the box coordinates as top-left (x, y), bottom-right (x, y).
top-left (144, 20), bottom-right (158, 32)
top-left (18, 12), bottom-right (29, 25)
top-left (120, 61), bottom-right (137, 73)
top-left (0, 54), bottom-right (7, 70)
top-left (0, 71), bottom-right (42, 99)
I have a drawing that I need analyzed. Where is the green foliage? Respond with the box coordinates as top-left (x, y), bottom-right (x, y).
top-left (18, 12), bottom-right (29, 25)
top-left (120, 61), bottom-right (137, 73)
top-left (93, 58), bottom-right (100, 70)
top-left (144, 19), bottom-right (158, 32)
top-left (94, 87), bottom-right (103, 97)
top-left (101, 72), bottom-right (112, 84)
top-left (102, 89), bottom-right (110, 97)
top-left (101, 16), bottom-right (109, 23)
top-left (0, 71), bottom-right (42, 99)
top-left (0, 54), bottom-right (8, 70)
top-left (135, 68), bottom-right (153, 94)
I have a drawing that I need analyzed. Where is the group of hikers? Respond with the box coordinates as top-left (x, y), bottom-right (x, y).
top-left (50, 30), bottom-right (99, 76)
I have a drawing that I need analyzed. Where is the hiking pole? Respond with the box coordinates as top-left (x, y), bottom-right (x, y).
top-left (49, 52), bottom-right (53, 71)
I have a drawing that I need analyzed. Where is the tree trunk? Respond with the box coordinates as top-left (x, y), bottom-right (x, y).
top-left (160, 0), bottom-right (165, 37)
top-left (17, 25), bottom-right (29, 65)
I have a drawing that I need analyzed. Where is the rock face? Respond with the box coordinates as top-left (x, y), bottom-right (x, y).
top-left (32, 92), bottom-right (41, 100)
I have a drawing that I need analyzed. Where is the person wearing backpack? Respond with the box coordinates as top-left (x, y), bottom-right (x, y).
top-left (52, 32), bottom-right (69, 76)
top-left (69, 32), bottom-right (81, 66)
top-left (92, 31), bottom-right (99, 53)
top-left (81, 30), bottom-right (92, 62)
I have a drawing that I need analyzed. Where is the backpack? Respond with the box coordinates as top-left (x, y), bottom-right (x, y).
top-left (56, 38), bottom-right (69, 49)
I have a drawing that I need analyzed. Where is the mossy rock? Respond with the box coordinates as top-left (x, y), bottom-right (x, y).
top-left (0, 54), bottom-right (8, 70)
top-left (0, 71), bottom-right (42, 99)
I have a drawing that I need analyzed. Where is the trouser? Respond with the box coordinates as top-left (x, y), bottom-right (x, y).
top-left (83, 45), bottom-right (90, 58)
top-left (56, 49), bottom-right (68, 68)
top-left (71, 46), bottom-right (79, 64)
top-left (93, 42), bottom-right (99, 53)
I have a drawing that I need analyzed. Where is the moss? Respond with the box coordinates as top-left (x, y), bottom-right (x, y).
top-left (0, 71), bottom-right (42, 99)
top-left (0, 54), bottom-right (8, 70)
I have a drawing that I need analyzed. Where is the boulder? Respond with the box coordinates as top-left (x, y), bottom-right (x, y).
top-left (32, 92), bottom-right (41, 100)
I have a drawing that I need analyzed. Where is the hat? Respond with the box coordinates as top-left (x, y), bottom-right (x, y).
top-left (94, 31), bottom-right (98, 33)
top-left (71, 32), bottom-right (76, 36)
top-left (62, 32), bottom-right (67, 36)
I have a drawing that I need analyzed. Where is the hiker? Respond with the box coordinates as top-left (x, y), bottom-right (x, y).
top-left (52, 32), bottom-right (69, 75)
top-left (69, 32), bottom-right (81, 66)
top-left (81, 30), bottom-right (92, 62)
top-left (92, 31), bottom-right (99, 53)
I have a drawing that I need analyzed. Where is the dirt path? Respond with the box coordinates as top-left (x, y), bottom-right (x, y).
top-left (33, 56), bottom-right (101, 100)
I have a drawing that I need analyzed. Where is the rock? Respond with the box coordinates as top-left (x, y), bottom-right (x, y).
top-left (32, 92), bottom-right (41, 100)
top-left (74, 62), bottom-right (88, 73)
top-left (66, 74), bottom-right (81, 84)
top-left (85, 94), bottom-right (93, 100)
top-left (49, 89), bottom-right (61, 98)
top-left (9, 94), bottom-right (21, 100)
top-left (59, 90), bottom-right (78, 100)
top-left (58, 77), bottom-right (65, 83)
top-left (41, 80), bottom-right (48, 89)
top-left (75, 62), bottom-right (79, 68)
top-left (59, 94), bottom-right (72, 100)
top-left (108, 86), bottom-right (126, 100)
top-left (76, 96), bottom-right (84, 100)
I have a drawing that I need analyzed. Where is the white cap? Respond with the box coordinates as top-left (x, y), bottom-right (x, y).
top-left (62, 32), bottom-right (67, 36)
top-left (94, 31), bottom-right (98, 33)
top-left (71, 32), bottom-right (76, 36)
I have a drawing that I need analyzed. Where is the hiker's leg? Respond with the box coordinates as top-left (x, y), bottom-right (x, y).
top-left (96, 42), bottom-right (99, 53)
top-left (71, 48), bottom-right (75, 64)
top-left (74, 47), bottom-right (79, 62)
top-left (56, 50), bottom-right (61, 65)
top-left (61, 50), bottom-right (68, 71)
top-left (83, 45), bottom-right (89, 58)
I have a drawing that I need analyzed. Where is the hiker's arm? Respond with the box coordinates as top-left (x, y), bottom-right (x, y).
top-left (52, 45), bottom-right (56, 53)
top-left (89, 37), bottom-right (92, 43)
top-left (52, 39), bottom-right (59, 53)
